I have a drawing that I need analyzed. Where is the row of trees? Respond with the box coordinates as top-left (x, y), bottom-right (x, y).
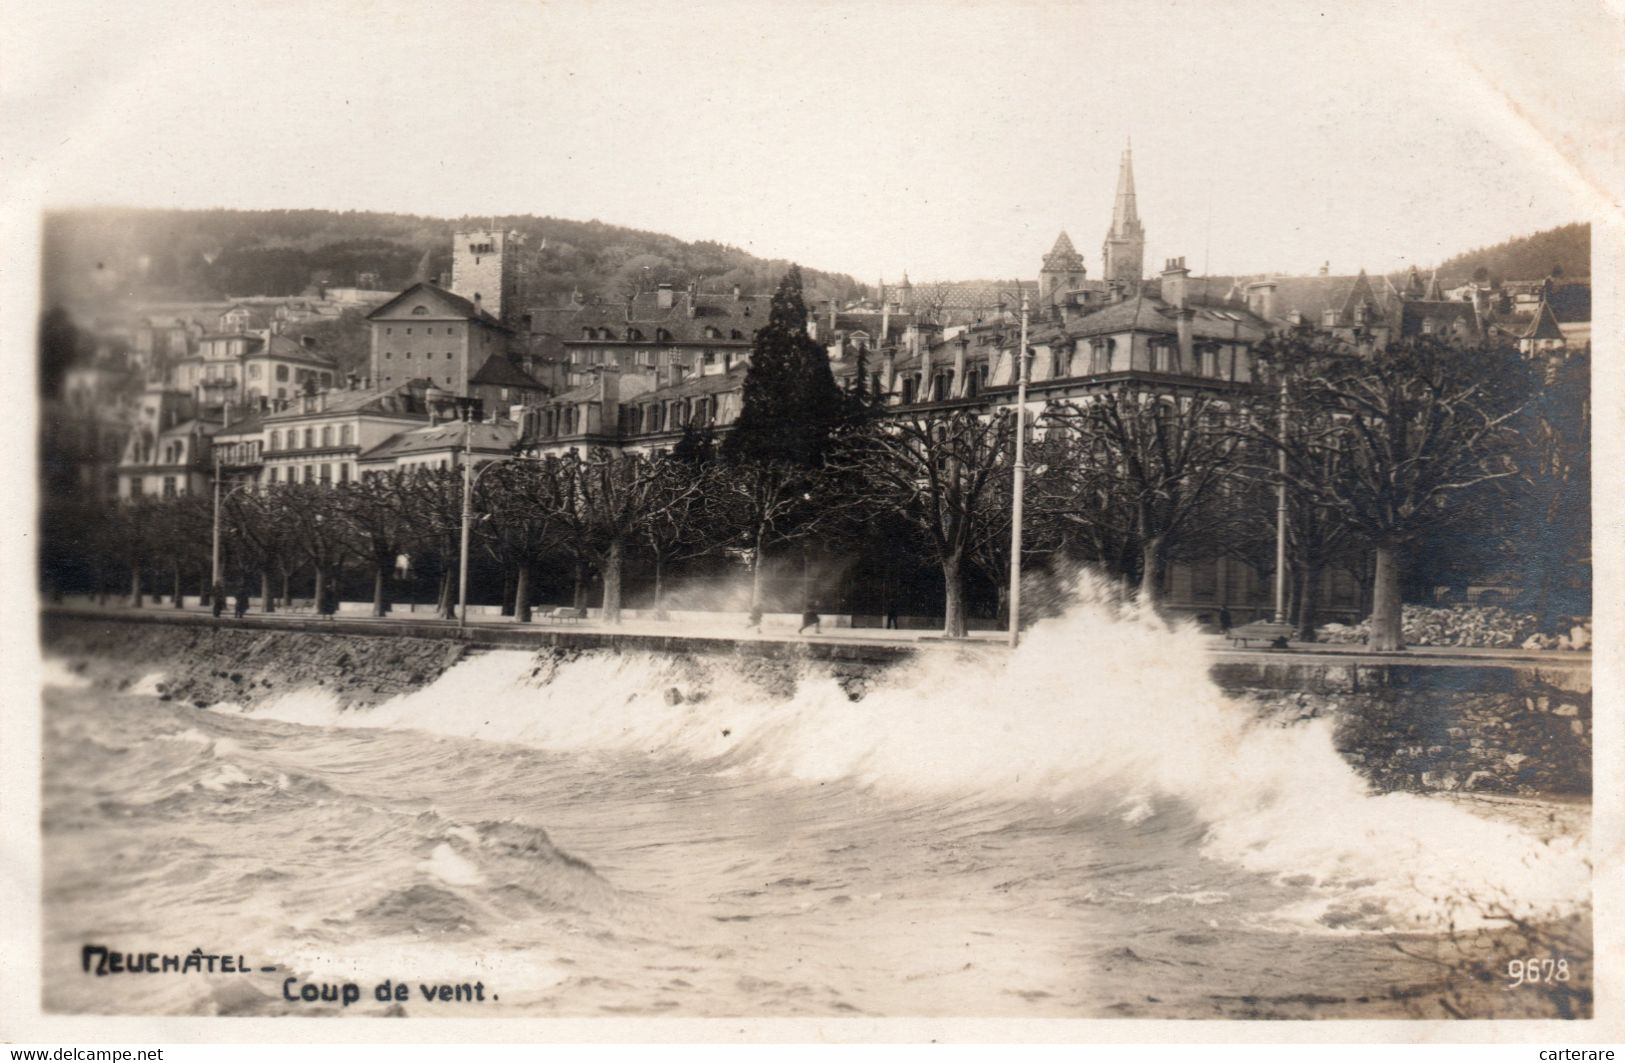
top-left (41, 267), bottom-right (1587, 650)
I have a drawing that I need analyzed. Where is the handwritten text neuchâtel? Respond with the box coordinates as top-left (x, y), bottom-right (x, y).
top-left (81, 945), bottom-right (267, 976)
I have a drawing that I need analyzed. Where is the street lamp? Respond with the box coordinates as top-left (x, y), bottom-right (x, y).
top-left (453, 398), bottom-right (517, 629)
top-left (1007, 293), bottom-right (1031, 648)
top-left (1272, 366), bottom-right (1288, 625)
top-left (210, 454), bottom-right (252, 601)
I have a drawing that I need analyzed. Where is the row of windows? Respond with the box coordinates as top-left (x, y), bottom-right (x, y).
top-left (378, 375), bottom-right (459, 386)
top-left (382, 351), bottom-right (457, 361)
top-left (384, 325), bottom-right (460, 336)
top-left (265, 463), bottom-right (351, 485)
top-left (268, 425), bottom-right (355, 451)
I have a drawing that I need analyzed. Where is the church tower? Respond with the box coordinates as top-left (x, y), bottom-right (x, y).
top-left (1101, 145), bottom-right (1145, 289)
top-left (1040, 231), bottom-right (1087, 306)
top-left (451, 228), bottom-right (525, 324)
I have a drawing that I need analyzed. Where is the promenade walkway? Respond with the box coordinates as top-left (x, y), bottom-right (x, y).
top-left (42, 597), bottom-right (1591, 674)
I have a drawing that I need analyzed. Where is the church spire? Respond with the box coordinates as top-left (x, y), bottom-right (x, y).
top-left (1110, 144), bottom-right (1141, 237)
top-left (1102, 141), bottom-right (1146, 287)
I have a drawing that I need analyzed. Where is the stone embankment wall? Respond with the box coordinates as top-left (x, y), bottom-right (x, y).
top-left (43, 614), bottom-right (470, 709)
top-left (1246, 685), bottom-right (1591, 796)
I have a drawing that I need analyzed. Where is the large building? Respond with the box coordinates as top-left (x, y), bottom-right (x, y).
top-left (365, 282), bottom-right (542, 401)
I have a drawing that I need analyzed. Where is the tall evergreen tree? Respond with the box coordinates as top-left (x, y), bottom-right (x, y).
top-left (721, 265), bottom-right (845, 468)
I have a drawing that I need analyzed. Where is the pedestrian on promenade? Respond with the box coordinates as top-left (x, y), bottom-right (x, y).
top-left (1218, 604), bottom-right (1233, 637)
top-left (746, 604), bottom-right (763, 632)
top-left (884, 604), bottom-right (899, 630)
top-left (234, 586), bottom-right (249, 619)
top-left (319, 584), bottom-right (338, 620)
top-left (211, 582), bottom-right (226, 619)
top-left (798, 608), bottom-right (821, 635)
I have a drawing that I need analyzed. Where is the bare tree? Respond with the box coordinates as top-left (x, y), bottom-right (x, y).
top-left (841, 408), bottom-right (1014, 637)
top-left (335, 473), bottom-right (420, 617)
top-left (552, 450), bottom-right (681, 623)
top-left (1256, 335), bottom-right (1532, 651)
top-left (1042, 386), bottom-right (1244, 609)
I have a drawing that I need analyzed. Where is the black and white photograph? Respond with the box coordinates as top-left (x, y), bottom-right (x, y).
top-left (3, 0), bottom-right (1620, 1045)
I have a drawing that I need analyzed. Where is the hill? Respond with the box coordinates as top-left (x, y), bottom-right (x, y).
top-left (40, 207), bottom-right (865, 309)
top-left (1432, 222), bottom-right (1589, 285)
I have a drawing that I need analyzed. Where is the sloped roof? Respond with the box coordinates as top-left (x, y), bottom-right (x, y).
top-left (1042, 231), bottom-right (1086, 272)
top-left (366, 282), bottom-right (511, 331)
top-left (263, 382), bottom-right (427, 421)
top-left (633, 366), bottom-right (748, 404)
top-left (264, 333), bottom-right (338, 365)
top-left (469, 354), bottom-right (546, 390)
top-left (359, 419), bottom-right (518, 462)
top-left (214, 410), bottom-right (267, 440)
top-left (1523, 299), bottom-right (1566, 341)
top-left (527, 289), bottom-right (768, 344)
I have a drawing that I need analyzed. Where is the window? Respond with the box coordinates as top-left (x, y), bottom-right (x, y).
top-left (385, 352), bottom-right (392, 359)
top-left (129, 478), bottom-right (142, 498)
top-left (249, 363), bottom-right (261, 378)
top-left (386, 327), bottom-right (393, 335)
top-left (321, 426), bottom-right (333, 447)
top-left (341, 425), bottom-right (353, 446)
top-left (162, 476), bottom-right (177, 498)
top-left (270, 430), bottom-right (281, 450)
top-left (303, 428), bottom-right (314, 449)
top-left (267, 468), bottom-right (278, 484)
top-left (339, 463), bottom-right (350, 484)
top-left (276, 365), bottom-right (289, 381)
top-left (320, 464), bottom-right (332, 484)
top-left (304, 465), bottom-right (315, 483)
top-left (447, 326), bottom-right (458, 337)
top-left (426, 327), bottom-right (434, 335)
top-left (406, 328), bottom-right (413, 335)
top-left (447, 352), bottom-right (453, 360)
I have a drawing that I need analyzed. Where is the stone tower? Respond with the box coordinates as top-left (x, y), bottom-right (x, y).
top-left (451, 228), bottom-right (525, 324)
top-left (1101, 145), bottom-right (1145, 289)
top-left (1040, 230), bottom-right (1087, 305)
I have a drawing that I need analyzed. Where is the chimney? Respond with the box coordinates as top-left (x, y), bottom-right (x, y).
top-left (1246, 279), bottom-right (1277, 321)
top-left (657, 283), bottom-right (674, 310)
top-left (1176, 308), bottom-right (1194, 372)
top-left (1161, 257), bottom-right (1190, 310)
top-left (880, 345), bottom-right (896, 398)
top-left (828, 299), bottom-right (837, 334)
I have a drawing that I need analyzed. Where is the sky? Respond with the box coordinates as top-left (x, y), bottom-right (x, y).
top-left (3, 0), bottom-right (1620, 284)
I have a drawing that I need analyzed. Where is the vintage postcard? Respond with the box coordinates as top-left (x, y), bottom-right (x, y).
top-left (2, 0), bottom-right (1620, 1047)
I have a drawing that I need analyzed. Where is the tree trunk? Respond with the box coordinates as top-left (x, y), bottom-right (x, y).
top-left (372, 565), bottom-right (387, 617)
top-left (500, 569), bottom-right (514, 617)
top-left (750, 529), bottom-right (766, 609)
top-left (313, 567), bottom-right (326, 616)
top-left (942, 552), bottom-right (967, 638)
top-left (1368, 544), bottom-right (1405, 652)
top-left (572, 561), bottom-right (590, 610)
top-left (437, 568), bottom-right (454, 619)
top-left (1294, 560), bottom-right (1320, 642)
top-left (514, 564), bottom-right (531, 623)
top-left (601, 539), bottom-right (624, 623)
top-left (261, 570), bottom-right (274, 613)
top-left (1138, 536), bottom-right (1166, 609)
top-left (130, 565), bottom-right (143, 608)
top-left (173, 564), bottom-right (184, 608)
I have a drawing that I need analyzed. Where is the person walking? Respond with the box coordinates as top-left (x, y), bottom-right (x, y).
top-left (1218, 603), bottom-right (1233, 637)
top-left (234, 586), bottom-right (249, 619)
top-left (798, 608), bottom-right (821, 635)
top-left (210, 581), bottom-right (226, 619)
top-left (746, 604), bottom-right (764, 632)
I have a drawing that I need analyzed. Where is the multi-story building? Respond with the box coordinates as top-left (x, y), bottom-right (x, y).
top-left (366, 281), bottom-right (534, 398)
top-left (116, 384), bottom-right (215, 499)
top-left (258, 384), bottom-right (431, 487)
top-left (171, 330), bottom-right (339, 407)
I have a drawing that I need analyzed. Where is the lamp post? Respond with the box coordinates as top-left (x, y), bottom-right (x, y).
top-left (456, 398), bottom-right (477, 629)
top-left (1007, 293), bottom-right (1030, 648)
top-left (210, 454), bottom-right (251, 601)
top-left (1272, 370), bottom-right (1288, 625)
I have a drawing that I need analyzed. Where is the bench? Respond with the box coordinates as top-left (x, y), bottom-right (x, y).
top-left (1229, 621), bottom-right (1295, 649)
top-left (540, 607), bottom-right (587, 624)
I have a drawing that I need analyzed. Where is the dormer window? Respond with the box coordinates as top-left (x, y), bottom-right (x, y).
top-left (412, 306), bottom-right (428, 316)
